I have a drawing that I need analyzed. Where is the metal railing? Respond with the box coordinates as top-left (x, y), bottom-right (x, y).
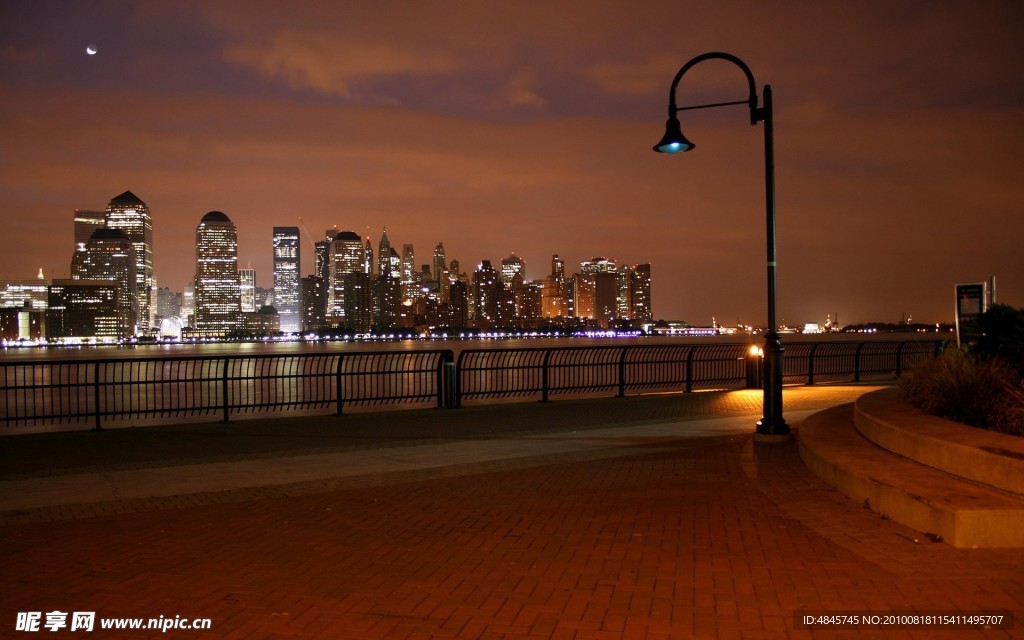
top-left (456, 340), bottom-right (945, 405)
top-left (0, 340), bottom-right (944, 431)
top-left (1, 350), bottom-right (453, 430)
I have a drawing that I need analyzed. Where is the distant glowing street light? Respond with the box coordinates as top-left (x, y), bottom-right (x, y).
top-left (653, 52), bottom-right (789, 441)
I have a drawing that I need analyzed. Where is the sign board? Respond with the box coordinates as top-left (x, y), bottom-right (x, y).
top-left (955, 282), bottom-right (987, 347)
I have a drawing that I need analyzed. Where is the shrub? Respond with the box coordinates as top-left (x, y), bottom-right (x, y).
top-left (900, 348), bottom-right (1023, 436)
top-left (975, 304), bottom-right (1024, 376)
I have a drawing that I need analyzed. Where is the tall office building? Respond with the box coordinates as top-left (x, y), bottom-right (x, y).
top-left (572, 273), bottom-right (595, 322)
top-left (372, 275), bottom-right (401, 328)
top-left (272, 227), bottom-right (301, 332)
top-left (239, 268), bottom-right (256, 312)
top-left (194, 211), bottom-right (241, 336)
top-left (343, 271), bottom-right (372, 332)
top-left (364, 237), bottom-right (373, 276)
top-left (73, 209), bottom-right (106, 252)
top-left (70, 228), bottom-right (137, 336)
top-left (472, 261), bottom-right (501, 329)
top-left (551, 255), bottom-right (565, 281)
top-left (448, 280), bottom-right (468, 329)
top-left (328, 231), bottom-right (365, 324)
top-left (541, 254), bottom-right (566, 320)
top-left (377, 228), bottom-right (393, 278)
top-left (300, 275), bottom-right (325, 332)
top-left (432, 243), bottom-right (446, 281)
top-left (104, 191), bottom-right (154, 332)
top-left (626, 263), bottom-right (652, 324)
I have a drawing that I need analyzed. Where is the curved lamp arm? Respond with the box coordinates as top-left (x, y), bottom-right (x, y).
top-left (654, 52), bottom-right (766, 153)
top-left (666, 51), bottom-right (761, 124)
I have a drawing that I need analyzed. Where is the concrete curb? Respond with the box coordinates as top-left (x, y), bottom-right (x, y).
top-left (854, 388), bottom-right (1024, 496)
top-left (798, 403), bottom-right (1024, 548)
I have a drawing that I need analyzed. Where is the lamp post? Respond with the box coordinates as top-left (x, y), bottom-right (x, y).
top-left (653, 52), bottom-right (789, 441)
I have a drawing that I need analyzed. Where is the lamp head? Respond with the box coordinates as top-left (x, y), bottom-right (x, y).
top-left (653, 116), bottom-right (695, 153)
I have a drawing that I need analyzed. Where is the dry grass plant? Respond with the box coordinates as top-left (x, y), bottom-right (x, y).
top-left (900, 348), bottom-right (1024, 436)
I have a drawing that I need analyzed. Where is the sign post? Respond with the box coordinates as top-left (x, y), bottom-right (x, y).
top-left (955, 282), bottom-right (988, 348)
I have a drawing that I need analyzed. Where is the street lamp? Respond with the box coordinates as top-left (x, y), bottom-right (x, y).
top-left (653, 52), bottom-right (789, 441)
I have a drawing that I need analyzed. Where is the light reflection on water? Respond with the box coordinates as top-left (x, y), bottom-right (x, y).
top-left (0, 332), bottom-right (948, 362)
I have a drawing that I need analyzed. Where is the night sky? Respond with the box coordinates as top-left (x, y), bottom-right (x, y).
top-left (2, 1), bottom-right (1022, 326)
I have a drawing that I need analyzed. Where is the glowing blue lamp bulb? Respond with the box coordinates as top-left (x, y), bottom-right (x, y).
top-left (653, 116), bottom-right (695, 153)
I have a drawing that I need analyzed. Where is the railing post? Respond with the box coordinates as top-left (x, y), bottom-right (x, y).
top-left (335, 354), bottom-right (345, 415)
top-left (685, 347), bottom-right (696, 393)
top-left (895, 342), bottom-right (907, 378)
top-left (853, 343), bottom-right (865, 383)
top-left (454, 351), bottom-right (465, 408)
top-left (617, 347), bottom-right (629, 397)
top-left (221, 357), bottom-right (230, 423)
top-left (807, 343), bottom-right (819, 385)
top-left (440, 351), bottom-right (455, 409)
top-left (541, 349), bottom-right (552, 403)
top-left (92, 361), bottom-right (103, 432)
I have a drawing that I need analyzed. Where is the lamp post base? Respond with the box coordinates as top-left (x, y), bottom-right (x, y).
top-left (757, 331), bottom-right (789, 439)
top-left (753, 430), bottom-right (793, 444)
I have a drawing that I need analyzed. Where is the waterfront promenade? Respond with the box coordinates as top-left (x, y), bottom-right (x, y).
top-left (1, 385), bottom-right (1021, 638)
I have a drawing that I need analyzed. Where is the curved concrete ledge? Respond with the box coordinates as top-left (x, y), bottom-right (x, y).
top-left (854, 388), bottom-right (1024, 497)
top-left (799, 404), bottom-right (1024, 548)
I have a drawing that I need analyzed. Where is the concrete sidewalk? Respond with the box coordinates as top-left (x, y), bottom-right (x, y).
top-left (1, 386), bottom-right (1021, 639)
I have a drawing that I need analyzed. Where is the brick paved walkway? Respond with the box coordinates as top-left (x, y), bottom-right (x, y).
top-left (1, 386), bottom-right (1021, 639)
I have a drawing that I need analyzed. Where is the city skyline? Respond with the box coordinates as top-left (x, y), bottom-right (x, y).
top-left (1, 2), bottom-right (1022, 326)
top-left (13, 191), bottom-right (654, 339)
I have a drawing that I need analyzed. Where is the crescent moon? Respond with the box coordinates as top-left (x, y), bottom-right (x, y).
top-left (86, 45), bottom-right (98, 55)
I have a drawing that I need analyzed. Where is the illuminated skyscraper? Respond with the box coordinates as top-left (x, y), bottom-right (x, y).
top-left (433, 243), bottom-right (449, 304)
top-left (373, 274), bottom-right (401, 328)
top-left (472, 261), bottom-right (501, 329)
top-left (239, 268), bottom-right (256, 313)
top-left (377, 228), bottom-right (393, 278)
top-left (627, 263), bottom-right (652, 323)
top-left (500, 254), bottom-right (526, 287)
top-left (343, 271), bottom-right (372, 331)
top-left (433, 243), bottom-right (446, 281)
top-left (328, 231), bottom-right (365, 324)
top-left (541, 254), bottom-right (567, 320)
top-left (272, 227), bottom-right (301, 332)
top-left (300, 275), bottom-right (325, 331)
top-left (572, 273), bottom-right (595, 322)
top-left (401, 244), bottom-right (415, 290)
top-left (448, 280), bottom-right (468, 329)
top-left (194, 211), bottom-right (241, 336)
top-left (70, 228), bottom-right (137, 336)
top-left (104, 191), bottom-right (154, 332)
